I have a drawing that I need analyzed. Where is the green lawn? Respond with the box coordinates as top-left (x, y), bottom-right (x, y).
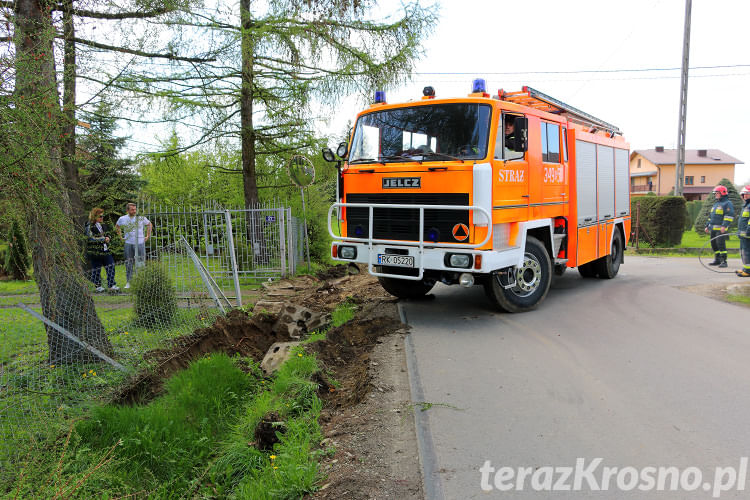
top-left (678, 231), bottom-right (740, 249)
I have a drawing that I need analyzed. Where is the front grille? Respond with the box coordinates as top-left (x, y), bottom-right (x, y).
top-left (346, 193), bottom-right (469, 243)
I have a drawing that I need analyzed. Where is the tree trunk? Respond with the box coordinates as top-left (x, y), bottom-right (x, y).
top-left (61, 0), bottom-right (85, 230)
top-left (239, 0), bottom-right (268, 265)
top-left (240, 0), bottom-right (258, 209)
top-left (14, 0), bottom-right (113, 365)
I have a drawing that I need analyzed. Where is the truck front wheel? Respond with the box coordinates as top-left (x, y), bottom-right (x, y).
top-left (378, 277), bottom-right (435, 299)
top-left (484, 236), bottom-right (552, 313)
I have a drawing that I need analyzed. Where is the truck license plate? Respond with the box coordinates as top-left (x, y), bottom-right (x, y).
top-left (377, 254), bottom-right (414, 267)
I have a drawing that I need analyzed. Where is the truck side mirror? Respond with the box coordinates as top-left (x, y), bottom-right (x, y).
top-left (513, 117), bottom-right (528, 152)
top-left (322, 148), bottom-right (336, 162)
top-left (336, 142), bottom-right (348, 158)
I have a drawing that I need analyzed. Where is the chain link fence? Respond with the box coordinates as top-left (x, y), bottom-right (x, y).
top-left (0, 240), bottom-right (232, 476)
top-left (0, 201), bottom-right (309, 486)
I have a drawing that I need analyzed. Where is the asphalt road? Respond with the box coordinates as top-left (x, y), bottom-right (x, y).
top-left (402, 256), bottom-right (750, 499)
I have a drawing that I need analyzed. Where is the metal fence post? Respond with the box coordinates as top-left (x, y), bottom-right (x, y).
top-left (287, 208), bottom-right (295, 275)
top-left (224, 210), bottom-right (243, 307)
top-left (279, 207), bottom-right (287, 277)
top-left (17, 304), bottom-right (126, 371)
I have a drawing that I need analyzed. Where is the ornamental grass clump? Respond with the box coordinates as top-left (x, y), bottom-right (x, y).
top-left (131, 262), bottom-right (177, 328)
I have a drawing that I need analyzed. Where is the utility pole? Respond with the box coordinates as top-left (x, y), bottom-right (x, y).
top-left (675, 0), bottom-right (692, 197)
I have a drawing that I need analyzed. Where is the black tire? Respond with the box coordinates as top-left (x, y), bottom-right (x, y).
top-left (484, 236), bottom-right (552, 313)
top-left (577, 261), bottom-right (597, 278)
top-left (378, 276), bottom-right (435, 299)
top-left (595, 229), bottom-right (623, 279)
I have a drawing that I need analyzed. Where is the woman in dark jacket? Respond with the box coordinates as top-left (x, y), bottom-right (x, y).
top-left (85, 207), bottom-right (119, 291)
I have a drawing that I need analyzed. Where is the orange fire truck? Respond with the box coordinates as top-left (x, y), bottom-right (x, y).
top-left (322, 82), bottom-right (630, 312)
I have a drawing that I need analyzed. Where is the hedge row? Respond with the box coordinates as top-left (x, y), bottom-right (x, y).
top-left (630, 196), bottom-right (687, 247)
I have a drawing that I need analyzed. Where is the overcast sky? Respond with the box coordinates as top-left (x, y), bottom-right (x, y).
top-left (325, 0), bottom-right (750, 184)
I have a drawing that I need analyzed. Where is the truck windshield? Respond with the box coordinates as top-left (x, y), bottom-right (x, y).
top-left (349, 103), bottom-right (492, 163)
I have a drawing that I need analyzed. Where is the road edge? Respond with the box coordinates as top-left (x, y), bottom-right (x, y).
top-left (399, 301), bottom-right (445, 500)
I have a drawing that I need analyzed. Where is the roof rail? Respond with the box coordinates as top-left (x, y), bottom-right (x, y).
top-left (498, 86), bottom-right (621, 136)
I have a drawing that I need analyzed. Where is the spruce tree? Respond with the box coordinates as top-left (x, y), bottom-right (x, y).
top-left (78, 100), bottom-right (143, 221)
top-left (5, 220), bottom-right (30, 281)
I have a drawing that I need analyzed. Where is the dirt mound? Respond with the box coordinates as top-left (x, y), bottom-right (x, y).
top-left (254, 411), bottom-right (284, 451)
top-left (308, 309), bottom-right (403, 408)
top-left (112, 266), bottom-right (402, 409)
top-left (113, 309), bottom-right (292, 404)
top-left (315, 264), bottom-right (350, 281)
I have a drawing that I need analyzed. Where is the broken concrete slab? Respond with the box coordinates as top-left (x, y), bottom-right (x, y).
top-left (261, 341), bottom-right (303, 374)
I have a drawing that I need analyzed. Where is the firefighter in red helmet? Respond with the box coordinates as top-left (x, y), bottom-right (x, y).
top-left (704, 185), bottom-right (734, 268)
top-left (737, 185), bottom-right (750, 277)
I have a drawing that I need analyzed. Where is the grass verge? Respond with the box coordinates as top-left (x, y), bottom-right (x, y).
top-left (6, 349), bottom-right (326, 498)
top-left (2, 300), bottom-right (363, 498)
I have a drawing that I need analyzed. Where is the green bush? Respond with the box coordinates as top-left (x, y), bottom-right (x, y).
top-left (693, 179), bottom-right (743, 233)
top-left (630, 196), bottom-right (687, 247)
top-left (685, 200), bottom-right (703, 231)
top-left (131, 262), bottom-right (177, 327)
top-left (5, 220), bottom-right (30, 280)
top-left (0, 243), bottom-right (7, 276)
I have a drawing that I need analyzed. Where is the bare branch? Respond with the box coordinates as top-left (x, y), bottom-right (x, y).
top-left (68, 37), bottom-right (216, 63)
top-left (60, 6), bottom-right (173, 20)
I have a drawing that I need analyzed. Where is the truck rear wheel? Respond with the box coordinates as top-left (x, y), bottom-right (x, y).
top-left (378, 277), bottom-right (435, 299)
top-left (484, 236), bottom-right (552, 313)
top-left (595, 229), bottom-right (623, 279)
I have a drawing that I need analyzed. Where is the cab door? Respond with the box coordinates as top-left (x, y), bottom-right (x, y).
top-left (492, 113), bottom-right (529, 223)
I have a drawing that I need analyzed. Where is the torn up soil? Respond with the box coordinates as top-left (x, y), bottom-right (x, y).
top-left (109, 265), bottom-right (424, 499)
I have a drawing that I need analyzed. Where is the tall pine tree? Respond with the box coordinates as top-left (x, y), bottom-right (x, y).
top-left (78, 100), bottom-right (143, 219)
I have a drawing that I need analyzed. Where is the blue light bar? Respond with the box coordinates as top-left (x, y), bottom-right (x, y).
top-left (374, 90), bottom-right (386, 103)
top-left (472, 78), bottom-right (486, 93)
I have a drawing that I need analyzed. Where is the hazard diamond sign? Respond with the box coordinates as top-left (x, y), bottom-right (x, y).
top-left (452, 223), bottom-right (469, 241)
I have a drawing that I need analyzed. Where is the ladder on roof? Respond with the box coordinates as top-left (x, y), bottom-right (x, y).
top-left (498, 85), bottom-right (621, 136)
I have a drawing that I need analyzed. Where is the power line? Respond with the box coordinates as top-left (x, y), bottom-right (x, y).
top-left (413, 64), bottom-right (750, 76)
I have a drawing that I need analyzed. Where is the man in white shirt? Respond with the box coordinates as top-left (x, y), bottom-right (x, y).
top-left (116, 202), bottom-right (153, 288)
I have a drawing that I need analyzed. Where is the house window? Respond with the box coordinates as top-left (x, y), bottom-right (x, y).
top-left (701, 176), bottom-right (706, 184)
top-left (540, 122), bottom-right (560, 163)
top-left (637, 158), bottom-right (641, 168)
top-left (685, 176), bottom-right (694, 185)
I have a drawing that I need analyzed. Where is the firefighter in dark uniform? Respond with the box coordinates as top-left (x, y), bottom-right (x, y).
top-left (704, 185), bottom-right (734, 268)
top-left (736, 185), bottom-right (750, 277)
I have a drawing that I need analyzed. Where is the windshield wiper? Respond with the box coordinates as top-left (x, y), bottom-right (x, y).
top-left (419, 152), bottom-right (465, 163)
top-left (349, 158), bottom-right (384, 165)
top-left (378, 154), bottom-right (413, 162)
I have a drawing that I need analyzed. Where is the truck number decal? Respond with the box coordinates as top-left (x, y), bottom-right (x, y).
top-left (543, 165), bottom-right (564, 184)
top-left (498, 169), bottom-right (525, 183)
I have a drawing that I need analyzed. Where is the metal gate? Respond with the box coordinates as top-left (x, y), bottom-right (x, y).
top-left (139, 201), bottom-right (302, 305)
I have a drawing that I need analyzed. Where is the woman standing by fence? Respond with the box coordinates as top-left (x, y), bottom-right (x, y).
top-left (85, 207), bottom-right (119, 292)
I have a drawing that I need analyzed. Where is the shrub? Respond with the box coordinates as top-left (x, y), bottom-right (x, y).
top-left (5, 220), bottom-right (30, 280)
top-left (630, 196), bottom-right (687, 247)
top-left (131, 262), bottom-right (177, 327)
top-left (693, 179), bottom-right (743, 233)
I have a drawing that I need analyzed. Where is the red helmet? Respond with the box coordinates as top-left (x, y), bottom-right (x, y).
top-left (713, 185), bottom-right (728, 196)
top-left (741, 185), bottom-right (750, 196)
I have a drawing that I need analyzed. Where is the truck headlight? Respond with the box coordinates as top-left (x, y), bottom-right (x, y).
top-left (446, 253), bottom-right (471, 268)
top-left (339, 246), bottom-right (357, 259)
